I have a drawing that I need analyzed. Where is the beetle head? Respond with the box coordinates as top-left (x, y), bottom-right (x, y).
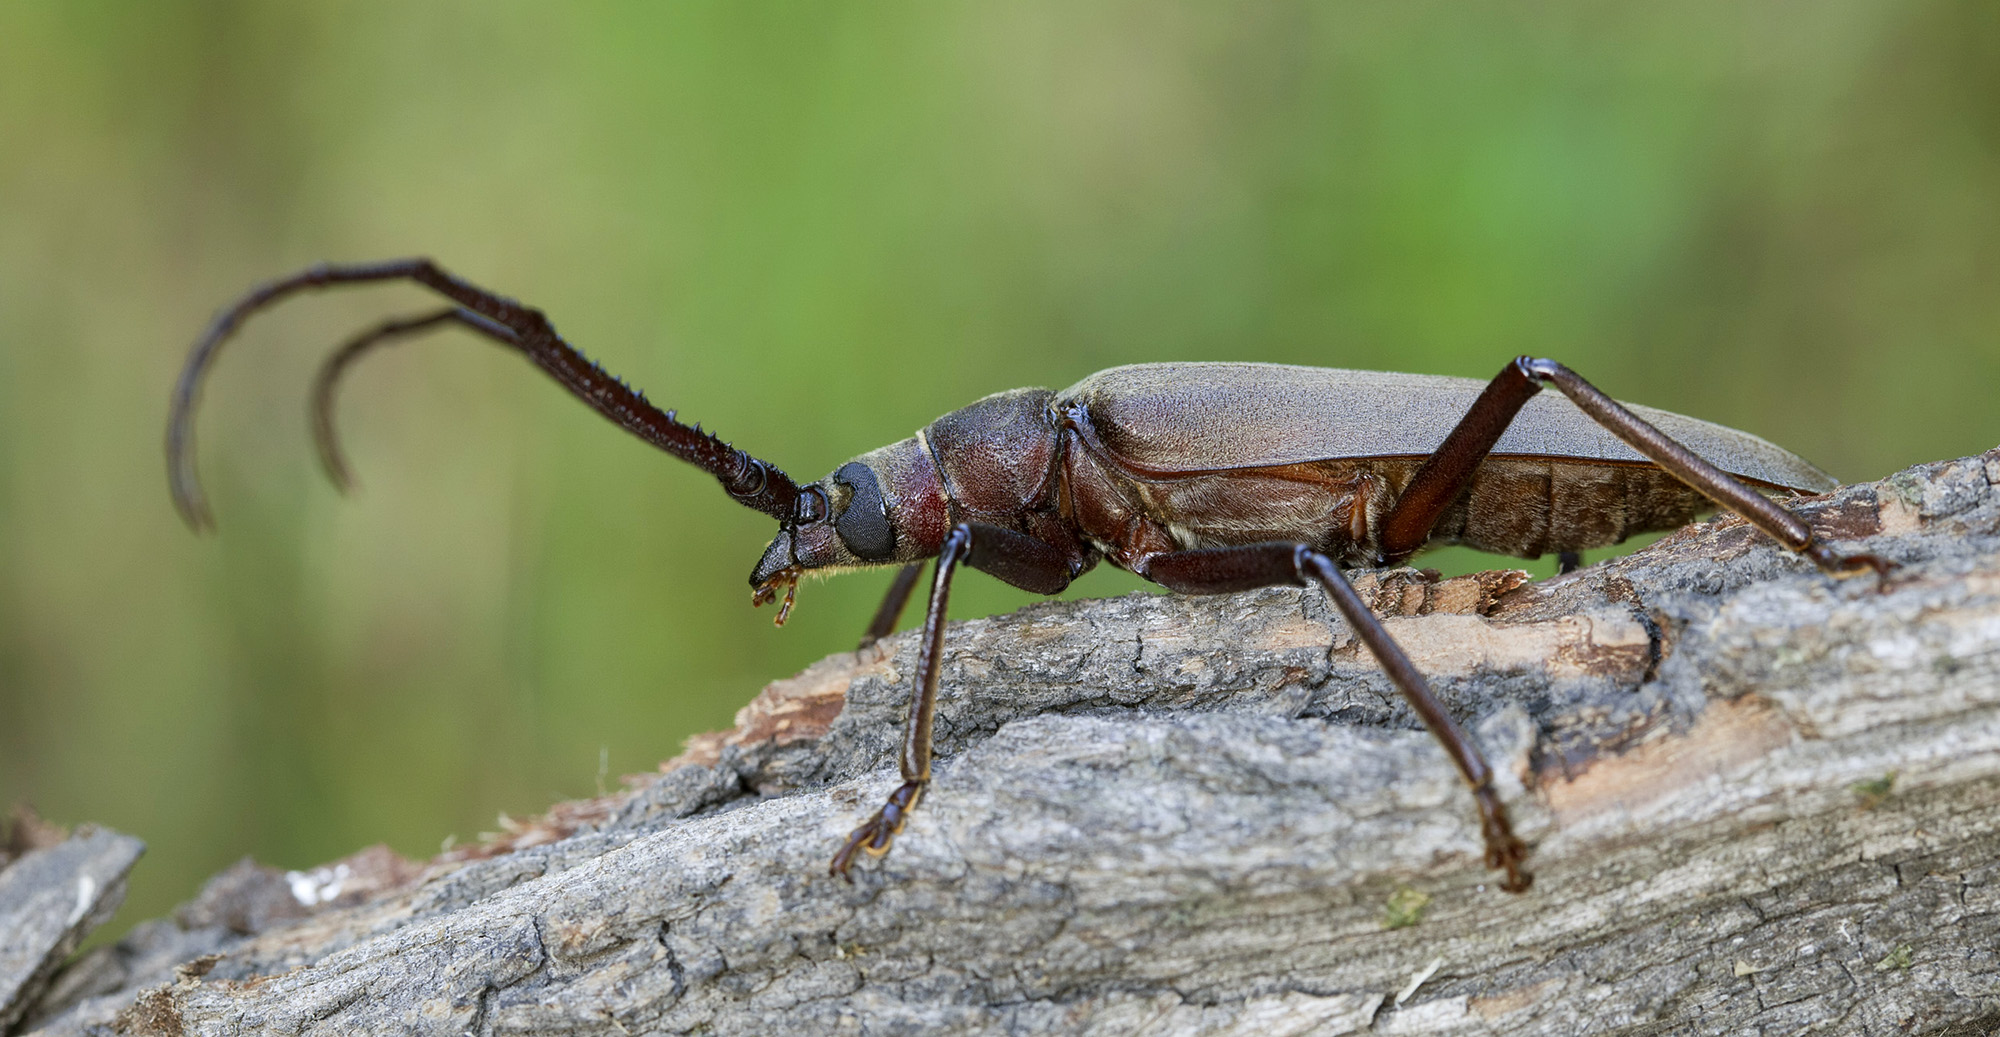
top-left (749, 437), bottom-right (949, 624)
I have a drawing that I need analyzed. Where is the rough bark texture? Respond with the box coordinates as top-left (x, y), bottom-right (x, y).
top-left (14, 449), bottom-right (2000, 1037)
top-left (0, 817), bottom-right (144, 1034)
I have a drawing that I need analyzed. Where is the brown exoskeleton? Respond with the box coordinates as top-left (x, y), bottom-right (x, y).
top-left (167, 260), bottom-right (1891, 892)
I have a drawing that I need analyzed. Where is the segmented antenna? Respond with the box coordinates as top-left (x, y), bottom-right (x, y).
top-left (166, 259), bottom-right (804, 528)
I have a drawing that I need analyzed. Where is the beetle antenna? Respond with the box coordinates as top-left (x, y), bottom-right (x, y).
top-left (309, 306), bottom-right (509, 493)
top-left (167, 260), bottom-right (805, 530)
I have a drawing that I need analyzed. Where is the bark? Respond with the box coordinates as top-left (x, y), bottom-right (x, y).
top-left (0, 814), bottom-right (143, 1034)
top-left (15, 449), bottom-right (2000, 1037)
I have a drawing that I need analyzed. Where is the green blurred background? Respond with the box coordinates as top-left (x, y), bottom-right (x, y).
top-left (2, 2), bottom-right (1996, 935)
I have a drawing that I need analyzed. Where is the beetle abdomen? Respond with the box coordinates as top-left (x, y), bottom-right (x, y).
top-left (1068, 448), bottom-right (1718, 568)
top-left (1408, 456), bottom-right (1711, 558)
top-left (1134, 454), bottom-right (1725, 561)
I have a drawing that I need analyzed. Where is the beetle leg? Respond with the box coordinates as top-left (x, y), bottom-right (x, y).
top-left (832, 526), bottom-right (968, 880)
top-left (1518, 359), bottom-right (1892, 580)
top-left (833, 523), bottom-right (1078, 880)
top-left (857, 563), bottom-right (926, 650)
top-left (1374, 360), bottom-right (1548, 561)
top-left (1556, 551), bottom-right (1583, 575)
top-left (1377, 357), bottom-right (1892, 582)
top-left (1146, 542), bottom-right (1533, 893)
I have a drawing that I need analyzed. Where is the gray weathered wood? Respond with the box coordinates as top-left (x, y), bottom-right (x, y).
top-left (20, 449), bottom-right (2000, 1036)
top-left (0, 824), bottom-right (144, 1034)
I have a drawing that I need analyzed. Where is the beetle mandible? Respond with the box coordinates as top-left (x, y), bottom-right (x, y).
top-left (166, 260), bottom-right (1892, 893)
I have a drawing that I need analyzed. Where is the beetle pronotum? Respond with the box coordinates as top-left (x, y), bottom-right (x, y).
top-left (167, 260), bottom-right (1891, 893)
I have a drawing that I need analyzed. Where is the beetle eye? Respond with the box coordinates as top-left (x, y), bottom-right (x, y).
top-left (832, 462), bottom-right (895, 560)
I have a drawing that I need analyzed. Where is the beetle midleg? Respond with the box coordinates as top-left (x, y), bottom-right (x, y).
top-left (857, 563), bottom-right (926, 650)
top-left (1143, 542), bottom-right (1532, 893)
top-left (831, 523), bottom-right (1077, 880)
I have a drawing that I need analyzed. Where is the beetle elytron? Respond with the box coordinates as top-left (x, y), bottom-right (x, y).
top-left (167, 260), bottom-right (1890, 892)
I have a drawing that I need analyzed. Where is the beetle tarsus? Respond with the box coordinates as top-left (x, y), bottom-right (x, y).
top-left (1475, 784), bottom-right (1532, 892)
top-left (1295, 548), bottom-right (1535, 895)
top-left (1803, 542), bottom-right (1897, 592)
top-left (1143, 542), bottom-right (1535, 893)
top-left (830, 780), bottom-right (924, 880)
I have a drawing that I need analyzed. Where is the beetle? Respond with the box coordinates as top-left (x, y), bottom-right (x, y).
top-left (166, 259), bottom-right (1891, 893)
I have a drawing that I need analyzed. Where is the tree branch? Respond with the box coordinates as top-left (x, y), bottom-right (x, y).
top-left (17, 449), bottom-right (2000, 1037)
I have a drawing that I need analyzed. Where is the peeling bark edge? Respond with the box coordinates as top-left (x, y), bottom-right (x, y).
top-left (19, 448), bottom-right (2000, 1037)
top-left (0, 826), bottom-right (143, 1034)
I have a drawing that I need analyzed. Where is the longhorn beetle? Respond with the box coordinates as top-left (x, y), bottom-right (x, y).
top-left (166, 260), bottom-right (1891, 893)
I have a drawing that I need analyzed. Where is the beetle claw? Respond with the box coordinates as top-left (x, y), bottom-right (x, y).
top-left (1804, 544), bottom-right (1898, 594)
top-left (828, 780), bottom-right (924, 881)
top-left (830, 813), bottom-right (895, 881)
top-left (1474, 785), bottom-right (1533, 893)
top-left (1847, 552), bottom-right (1897, 594)
top-left (1489, 837), bottom-right (1533, 893)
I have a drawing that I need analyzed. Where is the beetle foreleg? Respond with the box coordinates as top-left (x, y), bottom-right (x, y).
top-left (1146, 542), bottom-right (1533, 893)
top-left (832, 526), bottom-right (967, 880)
top-left (832, 523), bottom-right (1078, 880)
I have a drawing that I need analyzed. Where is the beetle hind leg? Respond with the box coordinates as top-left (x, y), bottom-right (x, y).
top-left (1376, 356), bottom-right (1893, 586)
top-left (1519, 358), bottom-right (1893, 582)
